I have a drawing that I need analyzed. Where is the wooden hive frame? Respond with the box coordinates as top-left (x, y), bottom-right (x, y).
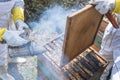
top-left (61, 5), bottom-right (103, 66)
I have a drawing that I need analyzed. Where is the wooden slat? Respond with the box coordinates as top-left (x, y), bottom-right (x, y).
top-left (99, 20), bottom-right (108, 32)
top-left (62, 4), bottom-right (103, 65)
top-left (90, 45), bottom-right (100, 52)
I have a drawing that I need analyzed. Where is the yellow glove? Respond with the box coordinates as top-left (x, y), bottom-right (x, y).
top-left (114, 0), bottom-right (120, 14)
top-left (0, 28), bottom-right (7, 41)
top-left (12, 7), bottom-right (24, 23)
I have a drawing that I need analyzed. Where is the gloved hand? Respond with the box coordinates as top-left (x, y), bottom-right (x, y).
top-left (16, 19), bottom-right (29, 30)
top-left (2, 30), bottom-right (29, 47)
top-left (90, 0), bottom-right (115, 14)
top-left (16, 20), bottom-right (31, 39)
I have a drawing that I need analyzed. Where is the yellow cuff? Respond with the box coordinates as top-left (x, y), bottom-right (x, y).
top-left (12, 7), bottom-right (24, 22)
top-left (0, 28), bottom-right (7, 41)
top-left (113, 0), bottom-right (120, 14)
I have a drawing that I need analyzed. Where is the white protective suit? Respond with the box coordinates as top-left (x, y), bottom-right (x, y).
top-left (0, 0), bottom-right (25, 65)
top-left (0, 0), bottom-right (24, 80)
top-left (99, 23), bottom-right (115, 80)
top-left (110, 14), bottom-right (120, 80)
top-left (99, 15), bottom-right (120, 80)
top-left (0, 0), bottom-right (46, 80)
top-left (91, 0), bottom-right (120, 80)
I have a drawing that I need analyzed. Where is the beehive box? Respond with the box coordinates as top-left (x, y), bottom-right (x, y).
top-left (37, 5), bottom-right (108, 80)
top-left (37, 33), bottom-right (107, 80)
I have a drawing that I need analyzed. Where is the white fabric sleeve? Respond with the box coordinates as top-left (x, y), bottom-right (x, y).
top-left (13, 0), bottom-right (25, 8)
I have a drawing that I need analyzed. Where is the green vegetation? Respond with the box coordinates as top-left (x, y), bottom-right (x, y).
top-left (24, 0), bottom-right (88, 22)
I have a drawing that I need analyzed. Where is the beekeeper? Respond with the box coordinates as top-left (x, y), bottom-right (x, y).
top-left (0, 0), bottom-right (46, 80)
top-left (91, 0), bottom-right (120, 80)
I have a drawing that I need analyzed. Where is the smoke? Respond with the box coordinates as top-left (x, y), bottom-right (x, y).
top-left (27, 5), bottom-right (84, 80)
top-left (29, 5), bottom-right (77, 35)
